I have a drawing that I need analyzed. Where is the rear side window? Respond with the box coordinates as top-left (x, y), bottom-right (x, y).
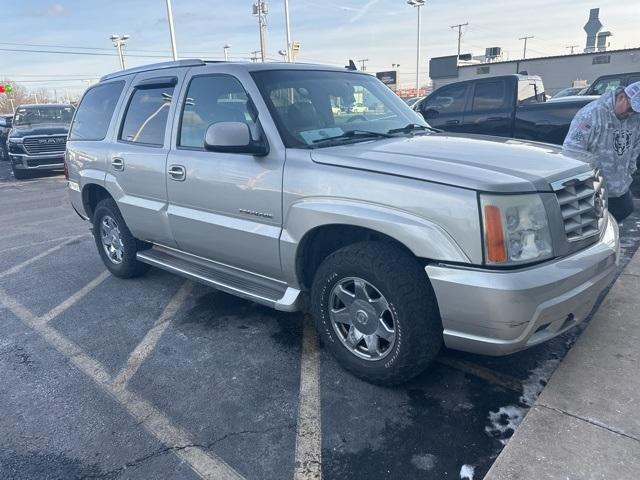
top-left (69, 81), bottom-right (124, 141)
top-left (178, 75), bottom-right (255, 149)
top-left (473, 81), bottom-right (506, 110)
top-left (120, 85), bottom-right (175, 146)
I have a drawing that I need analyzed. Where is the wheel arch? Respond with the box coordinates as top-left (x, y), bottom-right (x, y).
top-left (82, 182), bottom-right (112, 221)
top-left (281, 199), bottom-right (471, 290)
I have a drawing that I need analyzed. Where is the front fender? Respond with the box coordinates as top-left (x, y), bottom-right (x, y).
top-left (280, 198), bottom-right (472, 287)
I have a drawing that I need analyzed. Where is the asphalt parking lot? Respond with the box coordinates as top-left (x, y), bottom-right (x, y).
top-left (1, 161), bottom-right (639, 480)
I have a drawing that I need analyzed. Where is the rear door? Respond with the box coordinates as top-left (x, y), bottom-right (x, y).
top-left (106, 68), bottom-right (186, 247)
top-left (165, 68), bottom-right (284, 279)
top-left (419, 82), bottom-right (470, 132)
top-left (462, 78), bottom-right (512, 137)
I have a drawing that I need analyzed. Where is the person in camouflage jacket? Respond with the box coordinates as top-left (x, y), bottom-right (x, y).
top-left (563, 82), bottom-right (640, 221)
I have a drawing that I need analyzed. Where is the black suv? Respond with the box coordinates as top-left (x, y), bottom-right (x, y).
top-left (7, 104), bottom-right (75, 179)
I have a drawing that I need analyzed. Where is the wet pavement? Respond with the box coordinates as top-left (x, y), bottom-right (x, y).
top-left (0, 160), bottom-right (639, 480)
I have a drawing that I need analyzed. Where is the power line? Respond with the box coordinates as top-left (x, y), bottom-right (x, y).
top-left (0, 47), bottom-right (169, 59)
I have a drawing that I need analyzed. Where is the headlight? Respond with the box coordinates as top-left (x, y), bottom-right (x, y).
top-left (480, 193), bottom-right (553, 265)
top-left (8, 137), bottom-right (22, 143)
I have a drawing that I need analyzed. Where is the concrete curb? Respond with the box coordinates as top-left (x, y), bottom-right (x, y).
top-left (484, 249), bottom-right (640, 480)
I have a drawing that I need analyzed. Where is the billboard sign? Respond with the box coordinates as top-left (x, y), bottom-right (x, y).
top-left (376, 70), bottom-right (399, 91)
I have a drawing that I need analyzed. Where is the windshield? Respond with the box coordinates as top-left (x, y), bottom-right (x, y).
top-left (13, 106), bottom-right (75, 127)
top-left (251, 70), bottom-right (429, 148)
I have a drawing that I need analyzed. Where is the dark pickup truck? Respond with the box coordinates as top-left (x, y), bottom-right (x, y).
top-left (583, 71), bottom-right (640, 96)
top-left (416, 75), bottom-right (595, 145)
top-left (0, 114), bottom-right (12, 161)
top-left (7, 103), bottom-right (75, 179)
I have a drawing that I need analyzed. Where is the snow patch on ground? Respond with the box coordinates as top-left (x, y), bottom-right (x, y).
top-left (485, 358), bottom-right (561, 443)
top-left (460, 464), bottom-right (475, 479)
top-left (411, 453), bottom-right (437, 471)
top-left (520, 358), bottom-right (561, 407)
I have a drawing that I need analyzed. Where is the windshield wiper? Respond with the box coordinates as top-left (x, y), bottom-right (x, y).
top-left (311, 129), bottom-right (393, 146)
top-left (387, 123), bottom-right (440, 134)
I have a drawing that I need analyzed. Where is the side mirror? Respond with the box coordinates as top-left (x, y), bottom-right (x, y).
top-left (204, 122), bottom-right (268, 156)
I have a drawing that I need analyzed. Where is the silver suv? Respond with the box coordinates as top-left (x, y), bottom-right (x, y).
top-left (66, 60), bottom-right (619, 384)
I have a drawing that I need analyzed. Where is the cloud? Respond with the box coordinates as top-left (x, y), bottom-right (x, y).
top-left (33, 3), bottom-right (66, 17)
top-left (348, 0), bottom-right (380, 23)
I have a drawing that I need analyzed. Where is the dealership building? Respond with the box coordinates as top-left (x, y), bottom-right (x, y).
top-left (429, 47), bottom-right (640, 95)
top-left (428, 8), bottom-right (640, 95)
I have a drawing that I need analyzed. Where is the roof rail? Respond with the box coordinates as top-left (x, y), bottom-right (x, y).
top-left (100, 59), bottom-right (205, 82)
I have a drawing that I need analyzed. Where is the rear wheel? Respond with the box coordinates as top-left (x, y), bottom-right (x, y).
top-left (311, 241), bottom-right (442, 385)
top-left (92, 198), bottom-right (150, 278)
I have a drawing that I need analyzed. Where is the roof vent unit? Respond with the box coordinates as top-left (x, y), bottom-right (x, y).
top-left (485, 47), bottom-right (502, 62)
top-left (597, 31), bottom-right (612, 52)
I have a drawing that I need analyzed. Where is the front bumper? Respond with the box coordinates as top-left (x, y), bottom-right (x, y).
top-left (10, 153), bottom-right (64, 171)
top-left (426, 213), bottom-right (619, 356)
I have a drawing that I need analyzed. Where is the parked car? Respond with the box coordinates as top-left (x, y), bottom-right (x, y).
top-left (404, 96), bottom-right (423, 107)
top-left (7, 104), bottom-right (75, 179)
top-left (348, 102), bottom-right (368, 113)
top-left (582, 71), bottom-right (640, 96)
top-left (0, 114), bottom-right (12, 161)
top-left (67, 60), bottom-right (618, 385)
top-left (416, 75), bottom-right (596, 145)
top-left (547, 95), bottom-right (600, 104)
top-left (552, 86), bottom-right (587, 98)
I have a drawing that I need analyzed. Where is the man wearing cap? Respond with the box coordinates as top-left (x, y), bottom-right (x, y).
top-left (563, 81), bottom-right (640, 221)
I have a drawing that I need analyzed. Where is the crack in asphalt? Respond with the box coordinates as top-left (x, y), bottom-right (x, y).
top-left (537, 404), bottom-right (640, 443)
top-left (76, 423), bottom-right (297, 479)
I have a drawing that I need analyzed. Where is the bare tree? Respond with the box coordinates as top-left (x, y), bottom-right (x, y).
top-left (0, 81), bottom-right (41, 114)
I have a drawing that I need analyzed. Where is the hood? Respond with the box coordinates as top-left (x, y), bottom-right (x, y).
top-left (310, 133), bottom-right (592, 193)
top-left (9, 124), bottom-right (70, 138)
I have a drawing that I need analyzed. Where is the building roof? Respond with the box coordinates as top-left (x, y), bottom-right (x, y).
top-left (457, 46), bottom-right (640, 70)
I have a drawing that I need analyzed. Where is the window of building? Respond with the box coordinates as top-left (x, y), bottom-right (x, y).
top-left (120, 85), bottom-right (175, 146)
top-left (477, 66), bottom-right (491, 75)
top-left (70, 81), bottom-right (124, 141)
top-left (592, 55), bottom-right (611, 65)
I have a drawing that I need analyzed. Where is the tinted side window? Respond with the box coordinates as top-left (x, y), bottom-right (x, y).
top-left (69, 81), bottom-right (124, 141)
top-left (120, 85), bottom-right (174, 146)
top-left (473, 81), bottom-right (506, 110)
top-left (424, 84), bottom-right (468, 114)
top-left (179, 75), bottom-right (255, 149)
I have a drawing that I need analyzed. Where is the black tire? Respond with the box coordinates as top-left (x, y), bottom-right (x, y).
top-left (11, 165), bottom-right (30, 180)
top-left (311, 241), bottom-right (442, 385)
top-left (92, 197), bottom-right (151, 278)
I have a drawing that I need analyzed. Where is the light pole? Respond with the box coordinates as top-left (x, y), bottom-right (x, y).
top-left (110, 34), bottom-right (130, 70)
top-left (165, 0), bottom-right (178, 60)
top-left (407, 0), bottom-right (425, 95)
top-left (283, 0), bottom-right (292, 62)
top-left (224, 44), bottom-right (232, 61)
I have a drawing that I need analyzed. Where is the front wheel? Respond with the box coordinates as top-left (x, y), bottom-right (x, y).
top-left (92, 198), bottom-right (150, 278)
top-left (11, 165), bottom-right (30, 180)
top-left (311, 242), bottom-right (442, 385)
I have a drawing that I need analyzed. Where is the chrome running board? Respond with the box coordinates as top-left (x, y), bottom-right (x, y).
top-left (137, 246), bottom-right (302, 312)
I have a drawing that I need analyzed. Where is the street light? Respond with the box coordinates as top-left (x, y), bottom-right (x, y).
top-left (283, 0), bottom-right (292, 62)
top-left (165, 0), bottom-right (178, 60)
top-left (224, 44), bottom-right (232, 61)
top-left (278, 49), bottom-right (287, 61)
top-left (110, 34), bottom-right (130, 70)
top-left (407, 0), bottom-right (425, 95)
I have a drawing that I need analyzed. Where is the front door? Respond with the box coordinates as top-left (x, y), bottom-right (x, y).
top-left (419, 82), bottom-right (470, 132)
top-left (462, 78), bottom-right (512, 137)
top-left (166, 72), bottom-right (284, 279)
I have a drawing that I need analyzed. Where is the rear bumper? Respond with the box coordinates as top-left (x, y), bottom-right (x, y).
top-left (11, 153), bottom-right (64, 170)
top-left (426, 213), bottom-right (619, 356)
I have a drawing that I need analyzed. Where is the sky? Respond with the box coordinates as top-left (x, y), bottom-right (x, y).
top-left (1, 0), bottom-right (638, 97)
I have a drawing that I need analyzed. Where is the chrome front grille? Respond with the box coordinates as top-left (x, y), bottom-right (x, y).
top-left (22, 136), bottom-right (67, 155)
top-left (553, 170), bottom-right (606, 242)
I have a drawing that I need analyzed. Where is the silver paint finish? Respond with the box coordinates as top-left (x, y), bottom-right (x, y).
top-left (426, 214), bottom-right (618, 356)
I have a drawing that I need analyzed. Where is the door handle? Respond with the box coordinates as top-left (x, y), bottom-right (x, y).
top-left (168, 164), bottom-right (186, 181)
top-left (445, 119), bottom-right (460, 125)
top-left (111, 157), bottom-right (124, 171)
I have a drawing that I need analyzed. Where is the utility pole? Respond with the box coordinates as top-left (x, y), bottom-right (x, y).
top-left (407, 0), bottom-right (425, 96)
top-left (253, 1), bottom-right (268, 62)
top-left (283, 0), bottom-right (292, 62)
top-left (450, 22), bottom-right (468, 60)
top-left (165, 0), bottom-right (178, 60)
top-left (110, 34), bottom-right (129, 70)
top-left (250, 50), bottom-right (261, 63)
top-left (357, 59), bottom-right (369, 71)
top-left (566, 44), bottom-right (579, 54)
top-left (519, 35), bottom-right (534, 59)
top-left (224, 44), bottom-right (231, 61)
